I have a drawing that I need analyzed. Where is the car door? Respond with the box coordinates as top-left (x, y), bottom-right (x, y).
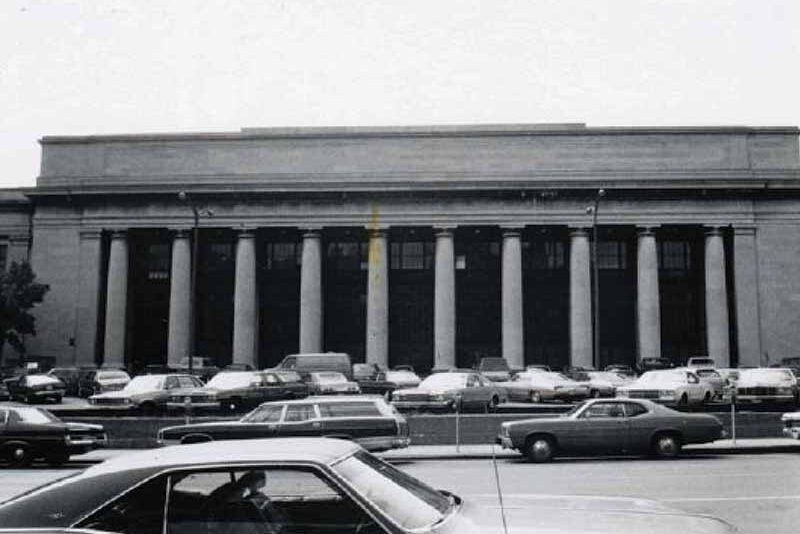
top-left (276, 403), bottom-right (322, 437)
top-left (685, 371), bottom-right (703, 402)
top-left (576, 401), bottom-right (627, 453)
top-left (622, 401), bottom-right (654, 452)
top-left (232, 403), bottom-right (285, 440)
top-left (260, 372), bottom-right (287, 402)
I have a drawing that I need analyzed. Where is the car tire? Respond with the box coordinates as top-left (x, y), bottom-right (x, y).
top-left (524, 435), bottom-right (556, 463)
top-left (8, 444), bottom-right (34, 467)
top-left (703, 392), bottom-right (711, 406)
top-left (652, 433), bottom-right (682, 459)
top-left (225, 397), bottom-right (242, 413)
top-left (487, 395), bottom-right (500, 413)
top-left (678, 394), bottom-right (689, 409)
top-left (529, 391), bottom-right (542, 403)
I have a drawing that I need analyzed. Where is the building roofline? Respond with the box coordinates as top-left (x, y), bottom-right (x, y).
top-left (39, 123), bottom-right (800, 144)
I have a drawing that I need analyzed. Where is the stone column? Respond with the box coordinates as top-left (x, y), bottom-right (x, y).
top-left (299, 230), bottom-right (323, 353)
top-left (232, 230), bottom-right (257, 367)
top-left (569, 228), bottom-right (593, 368)
top-left (75, 230), bottom-right (103, 367)
top-left (434, 228), bottom-right (456, 369)
top-left (637, 227), bottom-right (661, 360)
top-left (366, 229), bottom-right (389, 368)
top-left (733, 226), bottom-right (761, 367)
top-left (502, 228), bottom-right (524, 369)
top-left (103, 230), bottom-right (128, 368)
top-left (705, 227), bottom-right (731, 367)
top-left (167, 230), bottom-right (192, 366)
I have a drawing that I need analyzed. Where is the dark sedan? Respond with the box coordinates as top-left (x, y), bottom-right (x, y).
top-left (497, 398), bottom-right (724, 462)
top-left (4, 374), bottom-right (66, 404)
top-left (158, 395), bottom-right (409, 452)
top-left (0, 438), bottom-right (735, 533)
top-left (0, 406), bottom-right (106, 466)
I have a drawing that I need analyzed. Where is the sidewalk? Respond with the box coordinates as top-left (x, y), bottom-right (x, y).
top-left (79, 437), bottom-right (800, 463)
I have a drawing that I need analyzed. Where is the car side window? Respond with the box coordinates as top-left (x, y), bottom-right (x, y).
top-left (163, 467), bottom-right (381, 534)
top-left (283, 404), bottom-right (316, 423)
top-left (583, 403), bottom-right (625, 418)
top-left (282, 358), bottom-right (297, 369)
top-left (177, 376), bottom-right (196, 389)
top-left (165, 376), bottom-right (180, 390)
top-left (687, 373), bottom-right (699, 384)
top-left (466, 376), bottom-right (479, 388)
top-left (247, 404), bottom-right (285, 423)
top-left (77, 474), bottom-right (168, 534)
top-left (624, 403), bottom-right (648, 417)
top-left (319, 401), bottom-right (382, 418)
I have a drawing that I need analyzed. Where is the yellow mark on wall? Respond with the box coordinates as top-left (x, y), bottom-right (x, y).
top-left (368, 206), bottom-right (380, 267)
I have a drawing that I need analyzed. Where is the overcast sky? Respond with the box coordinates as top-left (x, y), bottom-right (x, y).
top-left (1, 0), bottom-right (799, 188)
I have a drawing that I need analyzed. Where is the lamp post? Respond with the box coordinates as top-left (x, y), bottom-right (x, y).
top-left (177, 192), bottom-right (213, 378)
top-left (586, 189), bottom-right (606, 369)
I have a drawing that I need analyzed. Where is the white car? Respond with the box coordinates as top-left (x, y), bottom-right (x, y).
top-left (307, 371), bottom-right (361, 395)
top-left (384, 370), bottom-right (421, 389)
top-left (499, 371), bottom-right (590, 403)
top-left (735, 368), bottom-right (799, 405)
top-left (617, 368), bottom-right (715, 407)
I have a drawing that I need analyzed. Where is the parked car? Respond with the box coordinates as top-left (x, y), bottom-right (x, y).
top-left (77, 368), bottom-right (131, 397)
top-left (391, 371), bottom-right (507, 412)
top-left (497, 398), bottom-right (725, 463)
top-left (686, 356), bottom-right (716, 369)
top-left (166, 370), bottom-right (309, 413)
top-left (604, 364), bottom-right (637, 378)
top-left (499, 371), bottom-right (590, 403)
top-left (352, 363), bottom-right (396, 396)
top-left (274, 352), bottom-right (354, 380)
top-left (617, 369), bottom-right (715, 407)
top-left (46, 367), bottom-right (82, 397)
top-left (694, 368), bottom-right (725, 400)
top-left (159, 396), bottom-right (409, 451)
top-left (4, 374), bottom-right (66, 404)
top-left (735, 367), bottom-right (799, 406)
top-left (307, 372), bottom-right (360, 395)
top-left (716, 368), bottom-right (741, 388)
top-left (0, 437), bottom-right (737, 533)
top-left (88, 373), bottom-right (204, 414)
top-left (0, 406), bottom-right (107, 466)
top-left (477, 357), bottom-right (512, 382)
top-left (392, 364), bottom-right (416, 372)
top-left (223, 362), bottom-right (255, 371)
top-left (174, 356), bottom-right (219, 382)
top-left (636, 357), bottom-right (675, 374)
top-left (384, 369), bottom-right (422, 389)
top-left (561, 365), bottom-right (595, 382)
top-left (783, 410), bottom-right (800, 439)
top-left (581, 371), bottom-right (629, 397)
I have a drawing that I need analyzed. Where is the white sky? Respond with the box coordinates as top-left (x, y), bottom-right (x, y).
top-left (1, 0), bottom-right (799, 188)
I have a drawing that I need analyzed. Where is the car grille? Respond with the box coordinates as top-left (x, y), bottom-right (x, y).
top-left (398, 394), bottom-right (431, 402)
top-left (738, 387), bottom-right (777, 396)
top-left (173, 394), bottom-right (213, 403)
top-left (91, 397), bottom-right (129, 406)
top-left (627, 390), bottom-right (661, 399)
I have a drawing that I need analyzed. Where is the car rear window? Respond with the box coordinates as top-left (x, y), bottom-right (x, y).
top-left (319, 401), bottom-right (382, 418)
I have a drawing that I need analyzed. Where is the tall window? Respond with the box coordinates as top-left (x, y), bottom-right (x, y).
top-left (597, 241), bottom-right (627, 270)
top-left (265, 242), bottom-right (301, 270)
top-left (327, 242), bottom-right (368, 271)
top-left (390, 241), bottom-right (433, 270)
top-left (146, 243), bottom-right (170, 281)
top-left (0, 241), bottom-right (7, 272)
top-left (659, 241), bottom-right (692, 271)
top-left (523, 240), bottom-right (566, 270)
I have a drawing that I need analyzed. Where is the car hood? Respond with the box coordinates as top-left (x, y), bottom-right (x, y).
top-left (395, 386), bottom-right (456, 396)
top-left (440, 495), bottom-right (734, 534)
top-left (736, 378), bottom-right (794, 388)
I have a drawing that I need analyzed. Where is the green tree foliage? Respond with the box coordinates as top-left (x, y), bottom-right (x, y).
top-left (0, 261), bottom-right (49, 357)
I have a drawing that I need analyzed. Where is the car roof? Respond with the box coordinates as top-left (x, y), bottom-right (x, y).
top-left (259, 395), bottom-right (384, 405)
top-left (85, 438), bottom-right (361, 476)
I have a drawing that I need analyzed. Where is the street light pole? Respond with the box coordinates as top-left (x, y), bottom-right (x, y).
top-left (588, 189), bottom-right (606, 369)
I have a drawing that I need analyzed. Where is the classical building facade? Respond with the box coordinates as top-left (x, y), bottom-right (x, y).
top-left (2, 124), bottom-right (799, 373)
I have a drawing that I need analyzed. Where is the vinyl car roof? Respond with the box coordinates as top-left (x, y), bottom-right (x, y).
top-left (86, 438), bottom-right (361, 476)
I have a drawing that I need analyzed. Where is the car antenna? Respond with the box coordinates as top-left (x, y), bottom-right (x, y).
top-left (490, 441), bottom-right (510, 534)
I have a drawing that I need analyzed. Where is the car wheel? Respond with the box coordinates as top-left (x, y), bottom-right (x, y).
top-left (703, 392), bottom-right (711, 406)
top-left (529, 391), bottom-right (542, 403)
top-left (652, 433), bottom-right (682, 459)
top-left (487, 396), bottom-right (500, 412)
top-left (525, 435), bottom-right (556, 463)
top-left (225, 397), bottom-right (242, 413)
top-left (678, 394), bottom-right (689, 409)
top-left (46, 451), bottom-right (70, 466)
top-left (8, 444), bottom-right (34, 467)
top-left (590, 389), bottom-right (601, 399)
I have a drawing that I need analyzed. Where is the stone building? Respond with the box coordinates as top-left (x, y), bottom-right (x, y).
top-left (1, 123), bottom-right (799, 373)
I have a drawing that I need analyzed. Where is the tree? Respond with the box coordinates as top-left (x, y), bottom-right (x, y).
top-left (0, 261), bottom-right (50, 363)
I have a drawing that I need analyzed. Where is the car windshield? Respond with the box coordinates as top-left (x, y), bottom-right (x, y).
top-left (98, 371), bottom-right (129, 380)
top-left (13, 407), bottom-right (61, 424)
top-left (274, 371), bottom-right (302, 383)
top-left (333, 451), bottom-right (453, 530)
top-left (313, 372), bottom-right (346, 383)
top-left (588, 371), bottom-right (624, 383)
top-left (26, 375), bottom-right (61, 386)
top-left (635, 371), bottom-right (684, 385)
top-left (479, 359), bottom-right (508, 371)
top-left (123, 375), bottom-right (164, 392)
top-left (419, 373), bottom-right (467, 390)
top-left (690, 358), bottom-right (715, 366)
top-left (205, 372), bottom-right (254, 389)
top-left (386, 370), bottom-right (417, 381)
top-left (696, 369), bottom-right (721, 378)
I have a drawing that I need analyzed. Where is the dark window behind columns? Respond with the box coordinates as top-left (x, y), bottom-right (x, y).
top-left (523, 227), bottom-right (570, 370)
top-left (455, 226), bottom-right (501, 368)
top-left (258, 228), bottom-right (301, 367)
top-left (596, 227), bottom-right (637, 368)
top-left (196, 229), bottom-right (235, 367)
top-left (324, 228), bottom-right (367, 362)
top-left (388, 227), bottom-right (434, 372)
top-left (658, 226), bottom-right (706, 364)
top-left (127, 229), bottom-right (171, 370)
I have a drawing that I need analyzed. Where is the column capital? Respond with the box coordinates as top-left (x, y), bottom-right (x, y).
top-left (368, 228), bottom-right (388, 239)
top-left (302, 229), bottom-right (322, 239)
top-left (569, 227), bottom-right (591, 238)
top-left (169, 228), bottom-right (192, 238)
top-left (501, 226), bottom-right (524, 238)
top-left (705, 226), bottom-right (725, 237)
top-left (235, 228), bottom-right (257, 239)
top-left (109, 229), bottom-right (128, 240)
top-left (434, 226), bottom-right (457, 237)
top-left (78, 229), bottom-right (102, 240)
top-left (636, 226), bottom-right (659, 237)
